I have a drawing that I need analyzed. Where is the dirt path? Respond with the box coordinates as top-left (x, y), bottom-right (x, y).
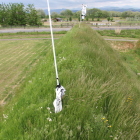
top-left (0, 38), bottom-right (138, 41)
top-left (0, 38), bottom-right (59, 41)
top-left (105, 38), bottom-right (138, 42)
top-left (108, 40), bottom-right (137, 50)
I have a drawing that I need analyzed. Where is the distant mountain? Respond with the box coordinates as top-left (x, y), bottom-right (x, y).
top-left (99, 6), bottom-right (140, 12)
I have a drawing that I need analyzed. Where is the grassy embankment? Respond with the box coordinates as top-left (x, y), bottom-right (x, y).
top-left (0, 24), bottom-right (140, 140)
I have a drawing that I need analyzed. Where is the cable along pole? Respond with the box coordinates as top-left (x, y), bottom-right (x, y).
top-left (46, 0), bottom-right (66, 113)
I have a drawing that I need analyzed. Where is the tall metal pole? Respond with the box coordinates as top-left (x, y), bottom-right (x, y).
top-left (79, 8), bottom-right (82, 28)
top-left (47, 0), bottom-right (59, 86)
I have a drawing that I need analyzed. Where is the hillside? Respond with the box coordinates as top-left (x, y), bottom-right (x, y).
top-left (0, 24), bottom-right (140, 140)
top-left (99, 6), bottom-right (140, 12)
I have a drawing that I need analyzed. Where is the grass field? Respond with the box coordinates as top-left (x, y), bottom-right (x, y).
top-left (0, 31), bottom-right (67, 39)
top-left (0, 24), bottom-right (140, 140)
top-left (97, 29), bottom-right (140, 38)
top-left (0, 40), bottom-right (51, 105)
top-left (0, 34), bottom-right (64, 39)
top-left (0, 31), bottom-right (66, 104)
top-left (120, 40), bottom-right (140, 74)
top-left (108, 40), bottom-right (140, 75)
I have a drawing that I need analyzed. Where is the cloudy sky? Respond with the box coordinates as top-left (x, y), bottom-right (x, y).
top-left (1, 0), bottom-right (140, 9)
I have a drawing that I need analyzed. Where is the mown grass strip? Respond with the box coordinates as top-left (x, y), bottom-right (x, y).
top-left (0, 40), bottom-right (51, 102)
top-left (97, 29), bottom-right (140, 38)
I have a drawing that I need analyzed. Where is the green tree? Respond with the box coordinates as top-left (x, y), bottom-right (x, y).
top-left (0, 3), bottom-right (42, 26)
top-left (87, 8), bottom-right (103, 21)
top-left (110, 17), bottom-right (113, 22)
top-left (8, 3), bottom-right (26, 26)
top-left (0, 3), bottom-right (10, 26)
top-left (87, 8), bottom-right (101, 18)
top-left (26, 4), bottom-right (42, 26)
top-left (69, 17), bottom-right (72, 21)
top-left (121, 11), bottom-right (134, 18)
top-left (95, 11), bottom-right (102, 21)
top-left (37, 9), bottom-right (46, 18)
top-left (60, 9), bottom-right (73, 18)
top-left (107, 17), bottom-right (110, 22)
top-left (86, 16), bottom-right (89, 21)
top-left (73, 11), bottom-right (81, 18)
top-left (108, 11), bottom-right (121, 17)
top-left (102, 10), bottom-right (109, 18)
top-left (51, 12), bottom-right (59, 18)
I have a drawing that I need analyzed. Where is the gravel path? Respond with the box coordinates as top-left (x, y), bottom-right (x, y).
top-left (0, 38), bottom-right (138, 42)
top-left (0, 38), bottom-right (59, 41)
top-left (104, 38), bottom-right (138, 42)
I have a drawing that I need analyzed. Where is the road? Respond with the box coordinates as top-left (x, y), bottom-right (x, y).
top-left (0, 28), bottom-right (71, 33)
top-left (0, 38), bottom-right (59, 41)
top-left (93, 26), bottom-right (140, 30)
top-left (1, 26), bottom-right (140, 33)
top-left (104, 38), bottom-right (138, 42)
top-left (0, 38), bottom-right (138, 42)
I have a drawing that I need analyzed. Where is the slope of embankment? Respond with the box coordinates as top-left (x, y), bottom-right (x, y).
top-left (0, 24), bottom-right (140, 140)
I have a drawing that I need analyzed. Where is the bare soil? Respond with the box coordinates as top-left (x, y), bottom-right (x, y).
top-left (107, 40), bottom-right (137, 51)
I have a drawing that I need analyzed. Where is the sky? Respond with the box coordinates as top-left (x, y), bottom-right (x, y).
top-left (1, 0), bottom-right (140, 10)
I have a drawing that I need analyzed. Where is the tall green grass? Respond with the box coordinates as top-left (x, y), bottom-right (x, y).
top-left (0, 24), bottom-right (140, 140)
top-left (0, 40), bottom-right (51, 101)
top-left (97, 29), bottom-right (140, 38)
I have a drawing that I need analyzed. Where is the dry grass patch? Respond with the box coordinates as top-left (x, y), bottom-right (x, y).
top-left (108, 40), bottom-right (136, 51)
top-left (115, 28), bottom-right (122, 35)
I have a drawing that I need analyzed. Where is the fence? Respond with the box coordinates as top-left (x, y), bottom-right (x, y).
top-left (1, 22), bottom-right (140, 30)
top-left (91, 21), bottom-right (140, 27)
top-left (0, 23), bottom-right (75, 30)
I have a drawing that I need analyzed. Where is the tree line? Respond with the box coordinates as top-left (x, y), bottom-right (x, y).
top-left (0, 3), bottom-right (42, 26)
top-left (51, 8), bottom-right (140, 21)
top-left (1, 3), bottom-right (140, 27)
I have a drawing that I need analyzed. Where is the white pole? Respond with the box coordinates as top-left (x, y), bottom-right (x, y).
top-left (79, 8), bottom-right (81, 28)
top-left (47, 0), bottom-right (59, 86)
